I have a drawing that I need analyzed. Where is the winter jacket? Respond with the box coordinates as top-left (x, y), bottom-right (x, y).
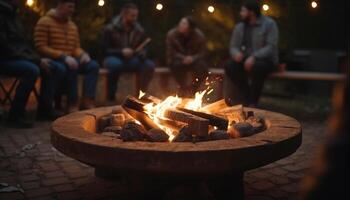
top-left (166, 28), bottom-right (207, 65)
top-left (0, 0), bottom-right (40, 63)
top-left (34, 9), bottom-right (85, 59)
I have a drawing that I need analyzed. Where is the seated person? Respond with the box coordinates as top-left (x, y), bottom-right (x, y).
top-left (34, 0), bottom-right (99, 116)
top-left (225, 0), bottom-right (279, 107)
top-left (166, 16), bottom-right (208, 97)
top-left (0, 0), bottom-right (47, 127)
top-left (103, 3), bottom-right (155, 102)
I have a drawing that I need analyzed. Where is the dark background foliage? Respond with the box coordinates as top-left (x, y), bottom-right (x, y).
top-left (18, 0), bottom-right (349, 66)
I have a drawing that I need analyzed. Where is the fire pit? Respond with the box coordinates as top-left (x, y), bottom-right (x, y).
top-left (51, 95), bottom-right (301, 199)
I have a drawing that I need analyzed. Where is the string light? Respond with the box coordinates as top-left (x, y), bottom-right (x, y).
top-left (311, 1), bottom-right (318, 9)
top-left (208, 6), bottom-right (215, 13)
top-left (262, 4), bottom-right (270, 11)
top-left (26, 0), bottom-right (34, 7)
top-left (98, 0), bottom-right (105, 7)
top-left (156, 3), bottom-right (163, 11)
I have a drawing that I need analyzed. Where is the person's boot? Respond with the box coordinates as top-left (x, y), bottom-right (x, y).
top-left (80, 97), bottom-right (96, 110)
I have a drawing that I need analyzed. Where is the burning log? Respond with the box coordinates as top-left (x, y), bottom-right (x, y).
top-left (140, 94), bottom-right (162, 104)
top-left (123, 95), bottom-right (209, 136)
top-left (200, 99), bottom-right (228, 113)
top-left (164, 109), bottom-right (209, 137)
top-left (217, 104), bottom-right (246, 123)
top-left (122, 96), bottom-right (161, 130)
top-left (122, 107), bottom-right (161, 131)
top-left (123, 95), bottom-right (148, 112)
top-left (177, 107), bottom-right (229, 130)
top-left (157, 118), bottom-right (187, 131)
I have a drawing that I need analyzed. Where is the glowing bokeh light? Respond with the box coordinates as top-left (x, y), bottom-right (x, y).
top-left (26, 0), bottom-right (34, 7)
top-left (98, 0), bottom-right (105, 7)
top-left (262, 4), bottom-right (270, 11)
top-left (311, 1), bottom-right (318, 9)
top-left (208, 6), bottom-right (215, 13)
top-left (156, 3), bottom-right (163, 11)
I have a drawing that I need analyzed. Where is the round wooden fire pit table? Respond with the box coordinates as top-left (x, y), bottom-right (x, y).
top-left (51, 106), bottom-right (302, 200)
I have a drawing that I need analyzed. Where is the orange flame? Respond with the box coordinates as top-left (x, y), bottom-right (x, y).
top-left (144, 96), bottom-right (182, 141)
top-left (143, 86), bottom-right (213, 141)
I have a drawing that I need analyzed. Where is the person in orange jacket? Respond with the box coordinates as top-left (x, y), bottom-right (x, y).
top-left (34, 0), bottom-right (99, 118)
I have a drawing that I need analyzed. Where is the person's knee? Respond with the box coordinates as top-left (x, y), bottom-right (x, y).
top-left (24, 61), bottom-right (40, 78)
top-left (86, 60), bottom-right (100, 74)
top-left (104, 57), bottom-right (123, 72)
top-left (128, 57), bottom-right (141, 68)
top-left (143, 60), bottom-right (155, 72)
top-left (50, 62), bottom-right (67, 77)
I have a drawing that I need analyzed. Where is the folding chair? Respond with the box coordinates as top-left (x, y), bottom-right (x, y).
top-left (0, 76), bottom-right (19, 105)
top-left (0, 76), bottom-right (40, 106)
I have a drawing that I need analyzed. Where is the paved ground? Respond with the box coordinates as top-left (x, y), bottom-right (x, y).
top-left (0, 117), bottom-right (326, 200)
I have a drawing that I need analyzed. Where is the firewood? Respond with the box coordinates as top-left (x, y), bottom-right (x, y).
top-left (193, 135), bottom-right (210, 143)
top-left (173, 126), bottom-right (193, 142)
top-left (200, 99), bottom-right (228, 113)
top-left (177, 107), bottom-right (229, 130)
top-left (98, 115), bottom-right (111, 132)
top-left (110, 114), bottom-right (125, 127)
top-left (135, 38), bottom-right (152, 53)
top-left (123, 107), bottom-right (161, 130)
top-left (120, 129), bottom-right (143, 141)
top-left (120, 121), bottom-right (147, 141)
top-left (111, 107), bottom-right (124, 114)
top-left (123, 121), bottom-right (147, 135)
top-left (123, 96), bottom-right (189, 135)
top-left (157, 118), bottom-right (187, 131)
top-left (163, 108), bottom-right (209, 137)
top-left (140, 94), bottom-right (161, 104)
top-left (228, 122), bottom-right (254, 138)
top-left (209, 130), bottom-right (230, 140)
top-left (217, 105), bottom-right (246, 123)
top-left (246, 117), bottom-right (266, 133)
top-left (146, 129), bottom-right (169, 142)
top-left (122, 97), bottom-right (161, 131)
top-left (123, 96), bottom-right (147, 112)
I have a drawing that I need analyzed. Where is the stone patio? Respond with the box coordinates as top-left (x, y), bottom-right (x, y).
top-left (0, 117), bottom-right (326, 200)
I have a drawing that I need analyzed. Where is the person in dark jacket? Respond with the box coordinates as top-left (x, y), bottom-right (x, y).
top-left (166, 16), bottom-right (208, 97)
top-left (225, 0), bottom-right (279, 107)
top-left (0, 0), bottom-right (48, 128)
top-left (103, 3), bottom-right (155, 102)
